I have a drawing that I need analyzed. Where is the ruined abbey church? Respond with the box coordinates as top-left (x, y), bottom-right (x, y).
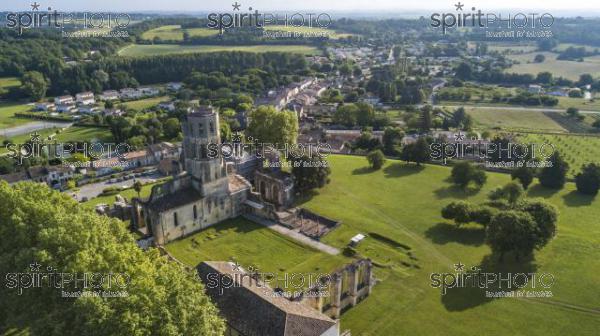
top-left (131, 106), bottom-right (253, 245)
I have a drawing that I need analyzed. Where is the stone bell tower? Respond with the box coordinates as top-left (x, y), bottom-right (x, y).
top-left (182, 106), bottom-right (229, 196)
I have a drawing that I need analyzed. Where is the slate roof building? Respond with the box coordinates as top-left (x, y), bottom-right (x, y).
top-left (197, 261), bottom-right (340, 336)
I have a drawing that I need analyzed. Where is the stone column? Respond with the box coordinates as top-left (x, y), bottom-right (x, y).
top-left (348, 265), bottom-right (359, 306)
top-left (331, 273), bottom-right (342, 319)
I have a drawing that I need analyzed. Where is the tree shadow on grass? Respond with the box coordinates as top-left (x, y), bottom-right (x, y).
top-left (425, 222), bottom-right (485, 246)
top-left (383, 163), bottom-right (425, 178)
top-left (434, 185), bottom-right (481, 200)
top-left (293, 189), bottom-right (320, 206)
top-left (441, 253), bottom-right (538, 312)
top-left (352, 166), bottom-right (376, 175)
top-left (526, 184), bottom-right (561, 199)
top-left (562, 190), bottom-right (595, 207)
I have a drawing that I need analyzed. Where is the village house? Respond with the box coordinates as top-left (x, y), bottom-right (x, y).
top-left (99, 90), bottom-right (120, 101)
top-left (76, 92), bottom-right (96, 105)
top-left (120, 88), bottom-right (143, 100)
top-left (54, 95), bottom-right (74, 105)
top-left (78, 105), bottom-right (100, 114)
top-left (167, 82), bottom-right (183, 91)
top-left (35, 102), bottom-right (55, 112)
top-left (139, 87), bottom-right (160, 97)
top-left (158, 101), bottom-right (176, 112)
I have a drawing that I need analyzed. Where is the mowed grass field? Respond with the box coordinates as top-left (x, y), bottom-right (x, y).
top-left (0, 126), bottom-right (113, 154)
top-left (297, 155), bottom-right (600, 335)
top-left (140, 25), bottom-right (218, 41)
top-left (0, 102), bottom-right (34, 128)
top-left (166, 217), bottom-right (351, 289)
top-left (117, 44), bottom-right (322, 57)
top-left (517, 132), bottom-right (600, 176)
top-left (554, 96), bottom-right (600, 111)
top-left (122, 96), bottom-right (169, 111)
top-left (507, 52), bottom-right (600, 80)
top-left (0, 77), bottom-right (20, 90)
top-left (465, 107), bottom-right (567, 132)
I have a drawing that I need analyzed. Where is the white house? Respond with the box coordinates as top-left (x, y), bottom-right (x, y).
top-left (99, 90), bottom-right (119, 101)
top-left (76, 92), bottom-right (95, 105)
top-left (158, 101), bottom-right (176, 111)
top-left (54, 95), bottom-right (74, 105)
top-left (167, 82), bottom-right (183, 91)
top-left (35, 102), bottom-right (55, 111)
top-left (56, 103), bottom-right (75, 113)
top-left (139, 87), bottom-right (160, 96)
top-left (120, 88), bottom-right (142, 99)
top-left (79, 105), bottom-right (100, 114)
top-left (528, 85), bottom-right (543, 94)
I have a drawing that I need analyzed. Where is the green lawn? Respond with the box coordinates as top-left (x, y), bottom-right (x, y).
top-left (507, 52), bottom-right (600, 80)
top-left (0, 102), bottom-right (34, 128)
top-left (517, 133), bottom-right (600, 176)
top-left (296, 155), bottom-right (599, 335)
top-left (0, 77), bottom-right (20, 89)
top-left (465, 107), bottom-right (567, 132)
top-left (0, 126), bottom-right (113, 154)
top-left (141, 25), bottom-right (218, 41)
top-left (122, 96), bottom-right (169, 111)
top-left (554, 96), bottom-right (600, 111)
top-left (118, 44), bottom-right (321, 57)
top-left (165, 217), bottom-right (351, 289)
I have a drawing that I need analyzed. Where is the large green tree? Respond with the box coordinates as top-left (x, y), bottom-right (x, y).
top-left (290, 155), bottom-right (331, 194)
top-left (247, 105), bottom-right (298, 145)
top-left (486, 211), bottom-right (537, 261)
top-left (575, 163), bottom-right (600, 196)
top-left (538, 152), bottom-right (569, 189)
top-left (0, 181), bottom-right (225, 335)
top-left (20, 71), bottom-right (48, 101)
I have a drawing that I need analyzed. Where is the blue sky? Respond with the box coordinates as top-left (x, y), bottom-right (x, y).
top-left (2, 0), bottom-right (599, 12)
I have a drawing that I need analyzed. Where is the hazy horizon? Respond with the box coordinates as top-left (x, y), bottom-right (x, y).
top-left (1, 0), bottom-right (600, 15)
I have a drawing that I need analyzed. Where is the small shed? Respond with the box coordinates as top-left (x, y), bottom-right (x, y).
top-left (349, 233), bottom-right (366, 246)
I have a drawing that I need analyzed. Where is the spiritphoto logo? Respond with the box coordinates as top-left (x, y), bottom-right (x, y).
top-left (4, 261), bottom-right (130, 298)
top-left (5, 132), bottom-right (132, 165)
top-left (430, 262), bottom-right (554, 297)
top-left (5, 2), bottom-right (131, 37)
top-left (430, 2), bottom-right (554, 37)
top-left (204, 261), bottom-right (331, 297)
top-left (206, 133), bottom-right (332, 164)
top-left (429, 133), bottom-right (556, 167)
top-left (207, 2), bottom-right (332, 34)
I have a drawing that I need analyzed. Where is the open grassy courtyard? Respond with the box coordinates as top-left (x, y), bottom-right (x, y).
top-left (296, 155), bottom-right (599, 335)
top-left (165, 217), bottom-right (351, 289)
top-left (117, 44), bottom-right (322, 57)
